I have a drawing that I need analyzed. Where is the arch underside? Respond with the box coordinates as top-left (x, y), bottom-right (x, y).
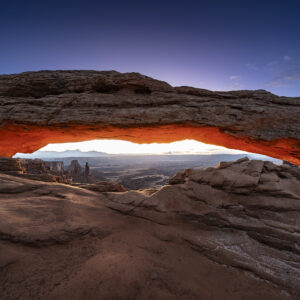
top-left (0, 71), bottom-right (299, 165)
top-left (1, 123), bottom-right (299, 166)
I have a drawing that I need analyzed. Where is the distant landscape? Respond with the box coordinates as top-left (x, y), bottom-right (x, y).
top-left (15, 151), bottom-right (282, 190)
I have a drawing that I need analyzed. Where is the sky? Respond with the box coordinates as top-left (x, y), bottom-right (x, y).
top-left (14, 139), bottom-right (282, 164)
top-left (2, 1), bottom-right (299, 155)
top-left (35, 140), bottom-right (247, 155)
top-left (1, 0), bottom-right (300, 96)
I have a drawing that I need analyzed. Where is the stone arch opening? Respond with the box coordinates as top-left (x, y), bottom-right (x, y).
top-left (13, 137), bottom-right (282, 191)
top-left (0, 70), bottom-right (299, 166)
top-left (1, 124), bottom-right (299, 166)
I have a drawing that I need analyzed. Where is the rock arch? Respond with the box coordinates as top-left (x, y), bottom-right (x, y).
top-left (0, 70), bottom-right (299, 165)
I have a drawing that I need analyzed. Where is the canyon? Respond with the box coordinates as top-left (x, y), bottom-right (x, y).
top-left (0, 157), bottom-right (299, 299)
top-left (0, 157), bottom-right (126, 192)
top-left (0, 70), bottom-right (299, 299)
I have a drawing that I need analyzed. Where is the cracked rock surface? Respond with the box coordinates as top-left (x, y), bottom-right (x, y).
top-left (0, 158), bottom-right (299, 299)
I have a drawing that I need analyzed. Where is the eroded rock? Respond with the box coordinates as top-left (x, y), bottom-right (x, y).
top-left (105, 158), bottom-right (300, 295)
top-left (0, 157), bottom-right (72, 183)
top-left (0, 158), bottom-right (299, 299)
top-left (0, 70), bottom-right (299, 165)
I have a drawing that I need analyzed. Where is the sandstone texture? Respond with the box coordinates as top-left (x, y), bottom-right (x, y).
top-left (0, 158), bottom-right (299, 299)
top-left (72, 182), bottom-right (126, 193)
top-left (0, 70), bottom-right (299, 164)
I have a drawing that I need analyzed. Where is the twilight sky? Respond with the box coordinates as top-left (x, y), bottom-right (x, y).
top-left (1, 0), bottom-right (300, 96)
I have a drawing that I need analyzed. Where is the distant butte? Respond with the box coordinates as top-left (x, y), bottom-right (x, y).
top-left (0, 70), bottom-right (299, 165)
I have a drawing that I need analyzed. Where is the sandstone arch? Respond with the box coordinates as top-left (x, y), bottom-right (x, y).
top-left (0, 70), bottom-right (299, 165)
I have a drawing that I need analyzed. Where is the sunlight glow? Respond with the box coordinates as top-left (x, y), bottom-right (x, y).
top-left (38, 139), bottom-right (248, 155)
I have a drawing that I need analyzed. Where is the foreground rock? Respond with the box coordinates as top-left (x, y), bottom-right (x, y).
top-left (100, 157), bottom-right (300, 296)
top-left (0, 158), bottom-right (299, 299)
top-left (72, 181), bottom-right (126, 193)
top-left (0, 70), bottom-right (299, 165)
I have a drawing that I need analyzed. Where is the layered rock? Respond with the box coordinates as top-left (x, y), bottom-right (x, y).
top-left (0, 157), bottom-right (25, 174)
top-left (0, 157), bottom-right (127, 192)
top-left (0, 158), bottom-right (299, 299)
top-left (0, 70), bottom-right (299, 165)
top-left (67, 160), bottom-right (83, 181)
top-left (72, 181), bottom-right (126, 193)
top-left (0, 157), bottom-right (72, 183)
top-left (104, 158), bottom-right (300, 296)
top-left (67, 160), bottom-right (95, 183)
top-left (47, 161), bottom-right (65, 173)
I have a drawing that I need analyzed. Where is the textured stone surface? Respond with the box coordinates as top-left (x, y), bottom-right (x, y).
top-left (0, 157), bottom-right (72, 183)
top-left (0, 70), bottom-right (299, 164)
top-left (0, 159), bottom-right (299, 299)
top-left (104, 158), bottom-right (300, 296)
top-left (72, 181), bottom-right (126, 192)
top-left (0, 157), bottom-right (127, 192)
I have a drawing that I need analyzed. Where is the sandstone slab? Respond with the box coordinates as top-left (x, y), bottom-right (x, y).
top-left (0, 159), bottom-right (299, 299)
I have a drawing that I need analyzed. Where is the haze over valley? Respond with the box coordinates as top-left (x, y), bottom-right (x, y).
top-left (14, 145), bottom-right (282, 190)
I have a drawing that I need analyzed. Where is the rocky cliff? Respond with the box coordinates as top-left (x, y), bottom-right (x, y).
top-left (67, 160), bottom-right (93, 183)
top-left (66, 159), bottom-right (126, 191)
top-left (0, 157), bottom-right (72, 183)
top-left (105, 157), bottom-right (300, 295)
top-left (0, 157), bottom-right (126, 192)
top-left (0, 70), bottom-right (299, 165)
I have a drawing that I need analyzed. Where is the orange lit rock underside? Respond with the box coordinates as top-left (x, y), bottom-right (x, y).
top-left (1, 123), bottom-right (299, 165)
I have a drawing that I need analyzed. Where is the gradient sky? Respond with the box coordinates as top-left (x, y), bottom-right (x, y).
top-left (38, 140), bottom-right (247, 155)
top-left (1, 0), bottom-right (300, 96)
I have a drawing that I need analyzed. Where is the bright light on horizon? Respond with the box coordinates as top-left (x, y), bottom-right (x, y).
top-left (36, 139), bottom-right (248, 155)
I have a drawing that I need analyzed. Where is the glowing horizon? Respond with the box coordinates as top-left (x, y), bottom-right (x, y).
top-left (36, 139), bottom-right (248, 155)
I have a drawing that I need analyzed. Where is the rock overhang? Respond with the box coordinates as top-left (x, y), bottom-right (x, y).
top-left (0, 70), bottom-right (299, 165)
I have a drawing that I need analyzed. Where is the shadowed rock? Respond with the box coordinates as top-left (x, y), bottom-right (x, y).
top-left (105, 158), bottom-right (300, 295)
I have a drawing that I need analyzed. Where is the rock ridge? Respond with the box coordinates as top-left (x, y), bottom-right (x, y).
top-left (0, 158), bottom-right (299, 299)
top-left (104, 158), bottom-right (300, 295)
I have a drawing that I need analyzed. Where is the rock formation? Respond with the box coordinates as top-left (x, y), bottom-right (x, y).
top-left (85, 162), bottom-right (90, 176)
top-left (67, 160), bottom-right (84, 181)
top-left (67, 160), bottom-right (96, 183)
top-left (0, 157), bottom-right (25, 174)
top-left (0, 158), bottom-right (299, 299)
top-left (0, 157), bottom-right (72, 183)
top-left (104, 157), bottom-right (300, 297)
top-left (0, 157), bottom-right (127, 192)
top-left (0, 70), bottom-right (299, 165)
top-left (47, 161), bottom-right (65, 173)
top-left (72, 181), bottom-right (126, 193)
top-left (1, 70), bottom-right (299, 299)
